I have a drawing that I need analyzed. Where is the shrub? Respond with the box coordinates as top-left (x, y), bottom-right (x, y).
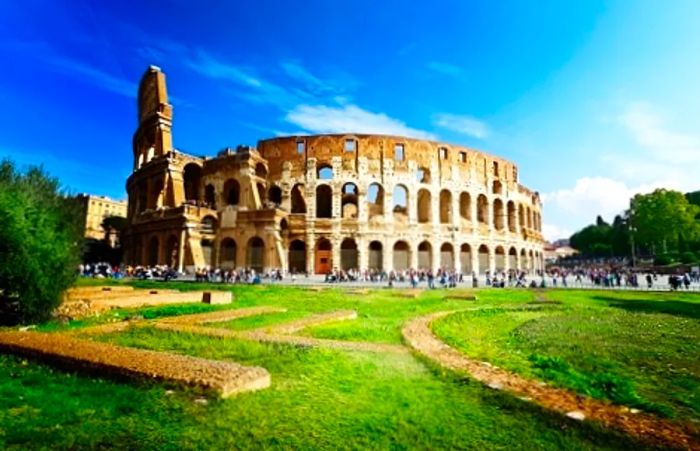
top-left (654, 254), bottom-right (675, 266)
top-left (680, 251), bottom-right (698, 264)
top-left (0, 160), bottom-right (83, 324)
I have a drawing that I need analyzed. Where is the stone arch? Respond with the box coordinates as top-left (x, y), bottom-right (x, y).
top-left (183, 163), bottom-right (202, 202)
top-left (492, 180), bottom-right (503, 195)
top-left (527, 207), bottom-right (533, 229)
top-left (368, 241), bottom-right (383, 271)
top-left (367, 183), bottom-right (384, 218)
top-left (520, 249), bottom-right (528, 271)
top-left (166, 235), bottom-right (178, 268)
top-left (459, 192), bottom-right (471, 221)
top-left (148, 236), bottom-right (159, 266)
top-left (315, 238), bottom-right (332, 274)
top-left (316, 184), bottom-right (333, 218)
top-left (317, 164), bottom-right (333, 180)
top-left (288, 239), bottom-right (306, 274)
top-left (149, 177), bottom-right (164, 209)
top-left (223, 179), bottom-right (240, 206)
top-left (478, 244), bottom-right (490, 275)
top-left (418, 241), bottom-right (432, 270)
top-left (495, 246), bottom-right (506, 272)
top-left (291, 183), bottom-right (306, 214)
top-left (417, 189), bottom-right (432, 223)
top-left (439, 190), bottom-right (452, 224)
top-left (256, 183), bottom-right (265, 208)
top-left (204, 184), bottom-right (216, 208)
top-left (507, 201), bottom-right (516, 232)
top-left (440, 242), bottom-right (454, 270)
top-left (393, 240), bottom-right (410, 271)
top-left (493, 199), bottom-right (505, 231)
top-left (220, 238), bottom-right (237, 269)
top-left (528, 250), bottom-right (535, 271)
top-left (201, 239), bottom-right (214, 268)
top-left (477, 194), bottom-right (489, 225)
top-left (340, 238), bottom-right (358, 270)
top-left (518, 204), bottom-right (525, 229)
top-left (246, 237), bottom-right (265, 272)
top-left (415, 166), bottom-right (431, 183)
top-left (341, 183), bottom-right (359, 219)
top-left (201, 215), bottom-right (217, 234)
top-left (508, 246), bottom-right (518, 270)
top-left (268, 185), bottom-right (282, 207)
top-left (393, 184), bottom-right (409, 223)
top-left (460, 243), bottom-right (472, 274)
top-left (255, 162), bottom-right (268, 178)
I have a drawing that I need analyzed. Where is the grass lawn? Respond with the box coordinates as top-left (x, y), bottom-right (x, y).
top-left (1, 283), bottom-right (696, 449)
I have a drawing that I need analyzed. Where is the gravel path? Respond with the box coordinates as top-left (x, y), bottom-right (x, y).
top-left (0, 331), bottom-right (270, 398)
top-left (402, 310), bottom-right (700, 450)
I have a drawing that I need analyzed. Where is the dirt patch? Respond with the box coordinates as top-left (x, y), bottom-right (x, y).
top-left (0, 331), bottom-right (270, 398)
top-left (402, 311), bottom-right (700, 450)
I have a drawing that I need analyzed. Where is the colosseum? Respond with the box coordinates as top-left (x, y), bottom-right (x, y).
top-left (124, 66), bottom-right (545, 275)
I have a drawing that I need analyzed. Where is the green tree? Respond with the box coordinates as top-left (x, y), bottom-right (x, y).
top-left (0, 160), bottom-right (83, 324)
top-left (570, 220), bottom-right (613, 257)
top-left (631, 189), bottom-right (700, 255)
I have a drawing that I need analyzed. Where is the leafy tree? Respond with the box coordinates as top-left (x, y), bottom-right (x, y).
top-left (570, 221), bottom-right (613, 257)
top-left (631, 189), bottom-right (700, 255)
top-left (0, 160), bottom-right (83, 324)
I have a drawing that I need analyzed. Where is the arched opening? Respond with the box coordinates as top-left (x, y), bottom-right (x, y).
top-left (288, 240), bottom-right (306, 274)
top-left (315, 238), bottom-right (332, 274)
top-left (183, 163), bottom-right (202, 202)
top-left (527, 207), bottom-right (532, 229)
top-left (520, 249), bottom-right (528, 272)
top-left (268, 185), bottom-right (282, 207)
top-left (440, 242), bottom-right (454, 270)
top-left (316, 184), bottom-right (333, 218)
top-left (340, 238), bottom-right (358, 270)
top-left (166, 235), bottom-right (178, 268)
top-left (478, 244), bottom-right (489, 275)
top-left (220, 238), bottom-right (237, 269)
top-left (393, 241), bottom-right (410, 271)
top-left (291, 184), bottom-right (306, 214)
top-left (477, 195), bottom-right (489, 225)
top-left (495, 246), bottom-right (506, 272)
top-left (201, 239), bottom-right (214, 268)
top-left (508, 247), bottom-right (518, 271)
top-left (341, 183), bottom-right (358, 219)
top-left (459, 192), bottom-right (471, 221)
top-left (201, 215), bottom-right (217, 234)
top-left (149, 178), bottom-right (164, 209)
top-left (493, 199), bottom-right (505, 230)
top-left (492, 180), bottom-right (502, 195)
top-left (507, 201), bottom-right (516, 232)
top-left (138, 182), bottom-right (148, 212)
top-left (418, 241), bottom-right (432, 270)
top-left (246, 237), bottom-right (265, 272)
top-left (460, 244), bottom-right (472, 274)
top-left (204, 184), bottom-right (216, 208)
top-left (369, 241), bottom-right (383, 271)
top-left (518, 204), bottom-right (525, 229)
top-left (255, 162), bottom-right (268, 178)
top-left (417, 189), bottom-right (432, 223)
top-left (528, 250), bottom-right (535, 271)
top-left (367, 183), bottom-right (384, 218)
top-left (415, 167), bottom-right (431, 183)
top-left (148, 236), bottom-right (159, 266)
top-left (223, 179), bottom-right (240, 206)
top-left (393, 185), bottom-right (408, 223)
top-left (317, 164), bottom-right (333, 180)
top-left (439, 190), bottom-right (452, 224)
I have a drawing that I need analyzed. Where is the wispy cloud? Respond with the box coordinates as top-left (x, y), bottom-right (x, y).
top-left (280, 60), bottom-right (334, 95)
top-left (433, 113), bottom-right (489, 139)
top-left (426, 61), bottom-right (463, 77)
top-left (185, 50), bottom-right (261, 87)
top-left (285, 104), bottom-right (436, 140)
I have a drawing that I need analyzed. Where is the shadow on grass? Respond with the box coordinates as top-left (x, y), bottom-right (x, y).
top-left (592, 296), bottom-right (700, 320)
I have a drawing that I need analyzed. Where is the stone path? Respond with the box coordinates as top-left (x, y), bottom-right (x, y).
top-left (402, 310), bottom-right (700, 450)
top-left (0, 330), bottom-right (270, 398)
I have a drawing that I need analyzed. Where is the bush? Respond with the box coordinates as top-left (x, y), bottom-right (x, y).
top-left (0, 160), bottom-right (83, 324)
top-left (654, 254), bottom-right (676, 266)
top-left (680, 251), bottom-right (698, 264)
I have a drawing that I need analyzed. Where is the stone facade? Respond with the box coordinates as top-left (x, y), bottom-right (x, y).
top-left (125, 66), bottom-right (545, 274)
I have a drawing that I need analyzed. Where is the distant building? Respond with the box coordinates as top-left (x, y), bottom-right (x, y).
top-left (74, 194), bottom-right (127, 244)
top-left (544, 243), bottom-right (579, 263)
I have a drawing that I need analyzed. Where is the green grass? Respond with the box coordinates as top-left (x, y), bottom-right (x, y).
top-left (1, 284), bottom-right (696, 449)
top-left (433, 289), bottom-right (700, 421)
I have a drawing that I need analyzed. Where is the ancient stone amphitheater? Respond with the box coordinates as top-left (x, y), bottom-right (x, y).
top-left (125, 66), bottom-right (545, 275)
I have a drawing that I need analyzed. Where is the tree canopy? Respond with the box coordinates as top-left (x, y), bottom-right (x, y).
top-left (0, 160), bottom-right (83, 324)
top-left (631, 189), bottom-right (700, 254)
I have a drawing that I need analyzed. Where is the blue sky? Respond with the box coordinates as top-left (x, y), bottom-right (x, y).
top-left (2, 0), bottom-right (700, 240)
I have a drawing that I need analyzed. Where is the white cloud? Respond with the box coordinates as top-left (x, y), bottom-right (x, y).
top-left (542, 223), bottom-right (573, 242)
top-left (185, 50), bottom-right (261, 87)
top-left (433, 113), bottom-right (490, 139)
top-left (426, 61), bottom-right (463, 77)
top-left (617, 101), bottom-right (700, 164)
top-left (285, 104), bottom-right (436, 140)
top-left (280, 61), bottom-right (334, 94)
